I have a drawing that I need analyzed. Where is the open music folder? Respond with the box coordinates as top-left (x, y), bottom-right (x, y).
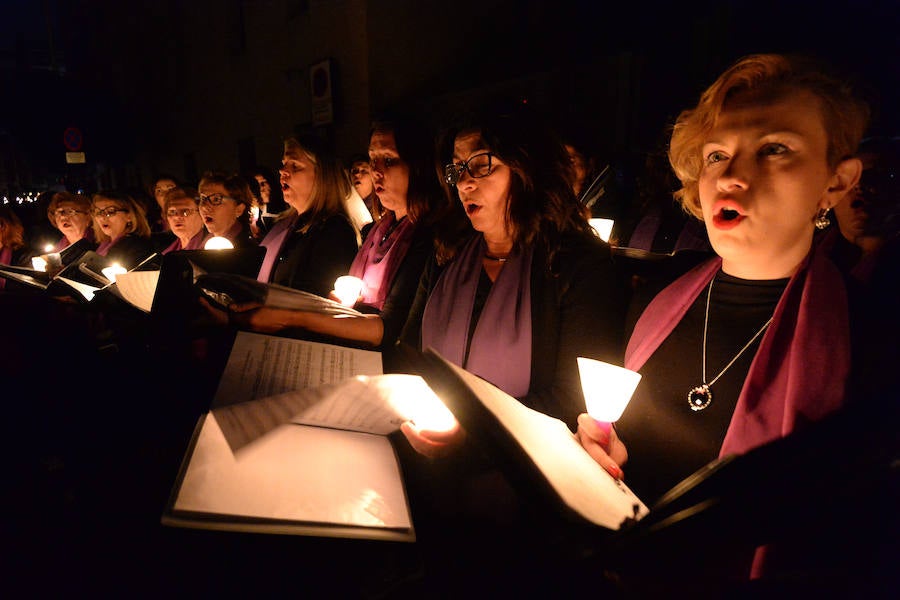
top-left (162, 332), bottom-right (419, 542)
top-left (163, 335), bottom-right (653, 542)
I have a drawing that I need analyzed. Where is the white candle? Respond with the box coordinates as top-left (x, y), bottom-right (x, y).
top-left (333, 275), bottom-right (364, 307)
top-left (31, 256), bottom-right (48, 272)
top-left (101, 263), bottom-right (127, 283)
top-left (577, 357), bottom-right (641, 450)
top-left (204, 236), bottom-right (234, 250)
top-left (588, 218), bottom-right (615, 242)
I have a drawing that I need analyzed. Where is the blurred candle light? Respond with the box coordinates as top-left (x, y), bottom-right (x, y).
top-left (577, 357), bottom-right (642, 451)
top-left (333, 275), bottom-right (364, 307)
top-left (204, 236), bottom-right (234, 250)
top-left (375, 374), bottom-right (457, 432)
top-left (588, 218), bottom-right (615, 242)
top-left (43, 244), bottom-right (55, 253)
top-left (101, 262), bottom-right (127, 283)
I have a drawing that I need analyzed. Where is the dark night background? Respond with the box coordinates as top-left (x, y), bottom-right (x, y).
top-left (1, 0), bottom-right (898, 198)
top-left (1, 1), bottom-right (897, 596)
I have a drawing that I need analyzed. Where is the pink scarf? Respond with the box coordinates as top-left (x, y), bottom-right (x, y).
top-left (348, 213), bottom-right (416, 311)
top-left (625, 246), bottom-right (851, 579)
top-left (625, 246), bottom-right (850, 458)
top-left (162, 229), bottom-right (207, 254)
top-left (256, 213), bottom-right (299, 283)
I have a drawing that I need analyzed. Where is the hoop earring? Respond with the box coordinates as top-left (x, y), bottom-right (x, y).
top-left (814, 207), bottom-right (831, 230)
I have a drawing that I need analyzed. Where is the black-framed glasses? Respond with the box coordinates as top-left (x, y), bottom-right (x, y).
top-left (444, 152), bottom-right (495, 186)
top-left (54, 208), bottom-right (87, 218)
top-left (198, 193), bottom-right (232, 206)
top-left (92, 207), bottom-right (130, 218)
top-left (167, 208), bottom-right (199, 218)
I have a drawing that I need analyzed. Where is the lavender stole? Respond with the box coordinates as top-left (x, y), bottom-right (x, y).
top-left (422, 235), bottom-right (534, 398)
top-left (256, 213), bottom-right (299, 283)
top-left (625, 247), bottom-right (850, 459)
top-left (348, 214), bottom-right (416, 311)
top-left (52, 237), bottom-right (72, 253)
top-left (162, 229), bottom-right (207, 255)
top-left (95, 237), bottom-right (119, 256)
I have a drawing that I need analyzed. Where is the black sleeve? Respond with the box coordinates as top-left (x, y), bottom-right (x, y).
top-left (286, 216), bottom-right (359, 298)
top-left (396, 253), bottom-right (441, 356)
top-left (379, 226), bottom-right (434, 350)
top-left (107, 235), bottom-right (157, 270)
top-left (520, 237), bottom-right (629, 430)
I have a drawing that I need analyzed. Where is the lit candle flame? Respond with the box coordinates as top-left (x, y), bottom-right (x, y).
top-left (204, 236), bottom-right (234, 250)
top-left (101, 262), bottom-right (127, 283)
top-left (577, 357), bottom-right (641, 423)
top-left (32, 257), bottom-right (48, 272)
top-left (333, 275), bottom-right (364, 307)
top-left (588, 218), bottom-right (615, 243)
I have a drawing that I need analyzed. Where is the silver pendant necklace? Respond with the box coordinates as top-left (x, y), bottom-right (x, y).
top-left (688, 277), bottom-right (775, 412)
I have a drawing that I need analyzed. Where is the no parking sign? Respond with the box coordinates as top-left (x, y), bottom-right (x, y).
top-left (63, 126), bottom-right (86, 163)
top-left (63, 126), bottom-right (83, 151)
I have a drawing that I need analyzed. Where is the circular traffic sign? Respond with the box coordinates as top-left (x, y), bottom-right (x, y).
top-left (63, 127), bottom-right (83, 151)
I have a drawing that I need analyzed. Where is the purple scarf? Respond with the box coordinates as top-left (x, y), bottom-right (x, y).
top-left (162, 229), bottom-right (207, 255)
top-left (256, 213), bottom-right (299, 283)
top-left (422, 235), bottom-right (534, 398)
top-left (95, 236), bottom-right (122, 257)
top-left (52, 229), bottom-right (95, 253)
top-left (348, 213), bottom-right (416, 310)
top-left (625, 247), bottom-right (850, 459)
top-left (52, 237), bottom-right (72, 253)
top-left (625, 242), bottom-right (851, 582)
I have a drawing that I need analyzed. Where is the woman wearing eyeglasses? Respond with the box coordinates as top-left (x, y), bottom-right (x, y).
top-left (160, 186), bottom-right (206, 254)
top-left (46, 192), bottom-right (96, 253)
top-left (400, 104), bottom-right (627, 445)
top-left (197, 172), bottom-right (259, 248)
top-left (90, 191), bottom-right (155, 269)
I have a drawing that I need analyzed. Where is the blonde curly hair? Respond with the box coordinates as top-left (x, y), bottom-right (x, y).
top-left (668, 53), bottom-right (870, 219)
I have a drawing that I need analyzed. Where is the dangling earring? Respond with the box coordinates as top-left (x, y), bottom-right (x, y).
top-left (814, 207), bottom-right (831, 230)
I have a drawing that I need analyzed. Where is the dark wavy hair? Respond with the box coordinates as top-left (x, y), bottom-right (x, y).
top-left (435, 104), bottom-right (594, 266)
top-left (198, 170), bottom-right (255, 231)
top-left (369, 114), bottom-right (445, 226)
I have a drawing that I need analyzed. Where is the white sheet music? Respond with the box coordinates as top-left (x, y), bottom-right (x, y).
top-left (172, 414), bottom-right (412, 531)
top-left (114, 270), bottom-right (160, 313)
top-left (212, 331), bottom-right (383, 408)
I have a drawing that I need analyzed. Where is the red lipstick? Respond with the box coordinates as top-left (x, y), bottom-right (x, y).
top-left (711, 199), bottom-right (746, 230)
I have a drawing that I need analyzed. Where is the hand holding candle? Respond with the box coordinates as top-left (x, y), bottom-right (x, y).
top-left (577, 357), bottom-right (641, 453)
top-left (333, 275), bottom-right (364, 307)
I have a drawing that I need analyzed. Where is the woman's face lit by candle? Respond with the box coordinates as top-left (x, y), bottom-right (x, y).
top-left (166, 196), bottom-right (204, 244)
top-left (368, 131), bottom-right (409, 219)
top-left (452, 132), bottom-right (513, 246)
top-left (279, 146), bottom-right (317, 214)
top-left (92, 197), bottom-right (132, 241)
top-left (198, 182), bottom-right (245, 238)
top-left (52, 200), bottom-right (92, 243)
